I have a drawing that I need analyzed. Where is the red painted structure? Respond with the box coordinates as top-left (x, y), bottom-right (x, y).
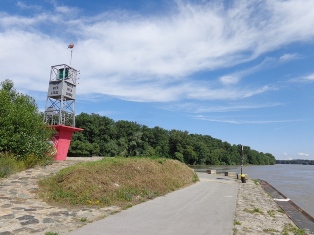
top-left (51, 125), bottom-right (83, 161)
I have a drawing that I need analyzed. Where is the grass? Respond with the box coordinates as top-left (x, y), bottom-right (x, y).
top-left (243, 207), bottom-right (264, 214)
top-left (263, 228), bottom-right (279, 233)
top-left (38, 157), bottom-right (199, 208)
top-left (80, 217), bottom-right (87, 222)
top-left (0, 152), bottom-right (24, 178)
top-left (267, 210), bottom-right (276, 217)
top-left (277, 209), bottom-right (285, 214)
top-left (234, 220), bottom-right (241, 225)
top-left (283, 223), bottom-right (306, 235)
top-left (0, 152), bottom-right (54, 178)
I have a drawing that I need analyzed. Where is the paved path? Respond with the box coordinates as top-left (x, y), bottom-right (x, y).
top-left (67, 173), bottom-right (239, 235)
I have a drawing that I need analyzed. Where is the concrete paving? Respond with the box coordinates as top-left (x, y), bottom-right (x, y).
top-left (67, 173), bottom-right (238, 235)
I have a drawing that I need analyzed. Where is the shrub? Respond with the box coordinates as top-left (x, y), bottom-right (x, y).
top-left (0, 79), bottom-right (53, 160)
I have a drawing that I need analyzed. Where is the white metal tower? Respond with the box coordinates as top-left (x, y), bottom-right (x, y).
top-left (43, 64), bottom-right (79, 126)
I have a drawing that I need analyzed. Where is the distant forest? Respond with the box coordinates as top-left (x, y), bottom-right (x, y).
top-left (69, 113), bottom-right (276, 165)
top-left (276, 159), bottom-right (314, 165)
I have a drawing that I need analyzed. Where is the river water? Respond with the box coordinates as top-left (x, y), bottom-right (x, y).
top-left (191, 164), bottom-right (314, 218)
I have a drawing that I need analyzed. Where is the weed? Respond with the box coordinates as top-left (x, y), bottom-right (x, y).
top-left (101, 196), bottom-right (111, 205)
top-left (263, 228), bottom-right (279, 232)
top-left (243, 208), bottom-right (264, 214)
top-left (243, 208), bottom-right (251, 213)
top-left (253, 208), bottom-right (264, 214)
top-left (234, 220), bottom-right (241, 225)
top-left (283, 223), bottom-right (306, 235)
top-left (141, 189), bottom-right (156, 199)
top-left (192, 173), bottom-right (199, 182)
top-left (110, 210), bottom-right (121, 215)
top-left (23, 154), bottom-right (39, 168)
top-left (123, 204), bottom-right (133, 210)
top-left (267, 210), bottom-right (276, 217)
top-left (233, 228), bottom-right (238, 235)
top-left (86, 199), bottom-right (100, 205)
top-left (253, 179), bottom-right (259, 185)
top-left (0, 152), bottom-right (24, 178)
top-left (277, 209), bottom-right (285, 214)
top-left (45, 232), bottom-right (59, 235)
top-left (80, 217), bottom-right (87, 222)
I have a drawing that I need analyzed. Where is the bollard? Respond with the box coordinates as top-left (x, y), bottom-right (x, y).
top-left (241, 174), bottom-right (246, 183)
top-left (206, 170), bottom-right (216, 174)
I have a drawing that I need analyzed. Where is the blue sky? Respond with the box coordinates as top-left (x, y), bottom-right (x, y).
top-left (1, 0), bottom-right (314, 160)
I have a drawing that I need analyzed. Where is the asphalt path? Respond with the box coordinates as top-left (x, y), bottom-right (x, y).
top-left (67, 173), bottom-right (238, 235)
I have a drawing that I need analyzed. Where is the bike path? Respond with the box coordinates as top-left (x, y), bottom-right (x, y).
top-left (67, 173), bottom-right (238, 235)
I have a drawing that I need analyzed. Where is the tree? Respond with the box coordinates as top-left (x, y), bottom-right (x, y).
top-left (68, 112), bottom-right (276, 166)
top-left (68, 140), bottom-right (99, 157)
top-left (0, 79), bottom-right (52, 160)
top-left (143, 126), bottom-right (169, 157)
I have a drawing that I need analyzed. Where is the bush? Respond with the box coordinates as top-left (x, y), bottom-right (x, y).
top-left (0, 79), bottom-right (53, 160)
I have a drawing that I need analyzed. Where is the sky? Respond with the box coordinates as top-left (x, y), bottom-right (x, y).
top-left (1, 0), bottom-right (314, 160)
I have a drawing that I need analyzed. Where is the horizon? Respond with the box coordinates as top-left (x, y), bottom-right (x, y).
top-left (1, 0), bottom-right (314, 160)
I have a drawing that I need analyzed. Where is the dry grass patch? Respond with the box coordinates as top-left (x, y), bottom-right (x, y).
top-left (38, 157), bottom-right (198, 208)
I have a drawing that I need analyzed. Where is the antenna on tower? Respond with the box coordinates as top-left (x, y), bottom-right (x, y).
top-left (67, 43), bottom-right (75, 65)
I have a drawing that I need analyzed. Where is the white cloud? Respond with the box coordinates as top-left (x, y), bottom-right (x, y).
top-left (279, 53), bottom-right (299, 62)
top-left (298, 152), bottom-right (309, 157)
top-left (16, 1), bottom-right (42, 11)
top-left (303, 74), bottom-right (314, 81)
top-left (219, 75), bottom-right (240, 85)
top-left (290, 73), bottom-right (314, 83)
top-left (163, 102), bottom-right (283, 113)
top-left (1, 0), bottom-right (314, 102)
top-left (194, 115), bottom-right (302, 125)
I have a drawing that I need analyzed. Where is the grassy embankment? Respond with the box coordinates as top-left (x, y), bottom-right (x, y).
top-left (38, 157), bottom-right (199, 209)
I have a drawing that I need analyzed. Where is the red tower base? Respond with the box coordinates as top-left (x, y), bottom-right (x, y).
top-left (50, 125), bottom-right (83, 161)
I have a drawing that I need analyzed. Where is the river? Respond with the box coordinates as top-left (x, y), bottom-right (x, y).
top-left (191, 164), bottom-right (314, 218)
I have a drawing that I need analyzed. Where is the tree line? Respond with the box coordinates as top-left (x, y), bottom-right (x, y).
top-left (276, 159), bottom-right (314, 165)
top-left (69, 113), bottom-right (276, 165)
